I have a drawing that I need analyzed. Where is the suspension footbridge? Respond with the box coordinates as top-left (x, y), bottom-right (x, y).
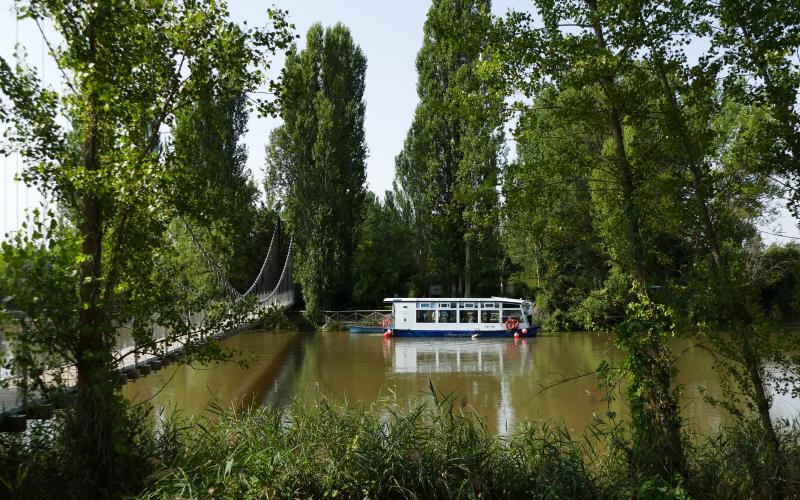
top-left (1, 221), bottom-right (296, 431)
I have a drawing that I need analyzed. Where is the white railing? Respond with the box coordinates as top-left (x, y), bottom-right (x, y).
top-left (322, 310), bottom-right (392, 327)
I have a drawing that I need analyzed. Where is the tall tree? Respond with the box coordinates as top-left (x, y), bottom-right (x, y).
top-left (172, 83), bottom-right (278, 294)
top-left (499, 0), bottom-right (798, 485)
top-left (621, 2), bottom-right (789, 477)
top-left (396, 0), bottom-right (503, 298)
top-left (0, 1), bottom-right (291, 494)
top-left (352, 191), bottom-right (417, 307)
top-left (500, 0), bottom-right (687, 476)
top-left (265, 23), bottom-right (367, 318)
top-left (573, 3), bottom-right (794, 487)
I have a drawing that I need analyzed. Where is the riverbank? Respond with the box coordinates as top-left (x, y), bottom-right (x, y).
top-left (3, 396), bottom-right (799, 498)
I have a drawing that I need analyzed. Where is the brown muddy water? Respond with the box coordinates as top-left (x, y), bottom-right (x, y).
top-left (123, 330), bottom-right (800, 435)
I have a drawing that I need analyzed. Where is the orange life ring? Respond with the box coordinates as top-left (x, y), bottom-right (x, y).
top-left (382, 316), bottom-right (391, 329)
top-left (505, 318), bottom-right (519, 331)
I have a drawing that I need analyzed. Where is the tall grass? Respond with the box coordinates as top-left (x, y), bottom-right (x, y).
top-left (141, 394), bottom-right (600, 499)
top-left (2, 396), bottom-right (799, 498)
top-left (137, 394), bottom-right (800, 499)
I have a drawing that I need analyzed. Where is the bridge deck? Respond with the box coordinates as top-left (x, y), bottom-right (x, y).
top-left (1, 294), bottom-right (294, 425)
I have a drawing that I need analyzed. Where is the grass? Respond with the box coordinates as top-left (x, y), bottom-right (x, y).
top-left (2, 394), bottom-right (799, 498)
top-left (138, 394), bottom-right (800, 499)
top-left (141, 395), bottom-right (601, 499)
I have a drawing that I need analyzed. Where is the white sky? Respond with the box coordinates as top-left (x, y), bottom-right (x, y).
top-left (0, 0), bottom-right (797, 244)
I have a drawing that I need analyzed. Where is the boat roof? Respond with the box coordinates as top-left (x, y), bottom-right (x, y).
top-left (383, 296), bottom-right (526, 304)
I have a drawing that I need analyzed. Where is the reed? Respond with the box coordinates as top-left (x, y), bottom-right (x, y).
top-left (141, 394), bottom-right (600, 499)
top-left (2, 396), bottom-right (799, 498)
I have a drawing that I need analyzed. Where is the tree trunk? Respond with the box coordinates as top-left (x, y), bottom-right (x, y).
top-left (585, 0), bottom-right (685, 477)
top-left (464, 239), bottom-right (471, 298)
top-left (585, 1), bottom-right (647, 289)
top-left (744, 345), bottom-right (781, 455)
top-left (72, 7), bottom-right (116, 495)
top-left (647, 49), bottom-right (723, 269)
top-left (645, 40), bottom-right (782, 483)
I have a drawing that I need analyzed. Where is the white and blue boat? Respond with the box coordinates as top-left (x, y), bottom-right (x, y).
top-left (382, 297), bottom-right (538, 338)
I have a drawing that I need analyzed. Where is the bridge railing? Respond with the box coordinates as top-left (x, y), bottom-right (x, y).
top-left (322, 310), bottom-right (392, 327)
top-left (2, 223), bottom-right (296, 427)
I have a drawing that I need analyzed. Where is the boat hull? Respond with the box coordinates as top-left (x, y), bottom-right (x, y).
top-left (389, 326), bottom-right (538, 338)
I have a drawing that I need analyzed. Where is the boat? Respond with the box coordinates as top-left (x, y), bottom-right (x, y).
top-left (382, 297), bottom-right (538, 338)
top-left (348, 325), bottom-right (385, 334)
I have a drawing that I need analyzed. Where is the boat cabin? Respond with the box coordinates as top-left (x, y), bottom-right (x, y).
top-left (383, 297), bottom-right (535, 337)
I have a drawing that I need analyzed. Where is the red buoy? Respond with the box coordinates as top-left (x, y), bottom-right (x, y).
top-left (513, 332), bottom-right (520, 338)
top-left (384, 330), bottom-right (392, 337)
top-left (522, 328), bottom-right (528, 335)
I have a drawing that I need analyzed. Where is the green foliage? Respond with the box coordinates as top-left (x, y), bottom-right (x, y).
top-left (171, 76), bottom-right (279, 295)
top-left (352, 192), bottom-right (416, 308)
top-left (497, 0), bottom-right (790, 326)
top-left (0, 404), bottom-right (182, 499)
top-left (142, 397), bottom-right (600, 499)
top-left (259, 306), bottom-right (296, 330)
top-left (265, 23), bottom-right (367, 318)
top-left (4, 396), bottom-right (800, 499)
top-left (704, 0), bottom-right (800, 217)
top-left (614, 289), bottom-right (685, 475)
top-left (503, 86), bottom-right (613, 330)
top-left (761, 243), bottom-right (800, 321)
top-left (0, 1), bottom-right (292, 494)
top-left (0, 213), bottom-right (81, 389)
top-left (495, 11), bottom-right (798, 482)
top-left (394, 0), bottom-right (504, 297)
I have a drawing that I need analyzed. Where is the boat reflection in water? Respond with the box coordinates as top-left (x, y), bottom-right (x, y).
top-left (383, 338), bottom-right (536, 434)
top-left (388, 338), bottom-right (533, 375)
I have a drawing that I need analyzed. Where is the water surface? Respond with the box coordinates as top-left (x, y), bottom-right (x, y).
top-left (123, 330), bottom-right (800, 435)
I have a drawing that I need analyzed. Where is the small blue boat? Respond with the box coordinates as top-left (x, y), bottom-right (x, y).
top-left (383, 297), bottom-right (538, 338)
top-left (348, 325), bottom-right (385, 334)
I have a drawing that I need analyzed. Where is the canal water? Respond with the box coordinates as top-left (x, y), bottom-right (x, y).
top-left (123, 330), bottom-right (800, 435)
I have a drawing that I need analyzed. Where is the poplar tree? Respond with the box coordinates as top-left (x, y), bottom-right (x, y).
top-left (172, 85), bottom-right (277, 294)
top-left (396, 0), bottom-right (503, 297)
top-left (265, 23), bottom-right (367, 317)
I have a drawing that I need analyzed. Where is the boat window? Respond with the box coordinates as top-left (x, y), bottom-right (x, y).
top-left (481, 310), bottom-right (500, 323)
top-left (502, 302), bottom-right (520, 309)
top-left (502, 310), bottom-right (521, 322)
top-left (416, 310), bottom-right (436, 323)
top-left (458, 302), bottom-right (475, 309)
top-left (482, 302), bottom-right (497, 309)
top-left (418, 303), bottom-right (431, 308)
top-left (438, 302), bottom-right (455, 309)
top-left (437, 310), bottom-right (457, 323)
top-left (459, 310), bottom-right (478, 323)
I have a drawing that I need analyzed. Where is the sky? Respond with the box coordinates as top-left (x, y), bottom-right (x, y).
top-left (0, 0), bottom-right (798, 243)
